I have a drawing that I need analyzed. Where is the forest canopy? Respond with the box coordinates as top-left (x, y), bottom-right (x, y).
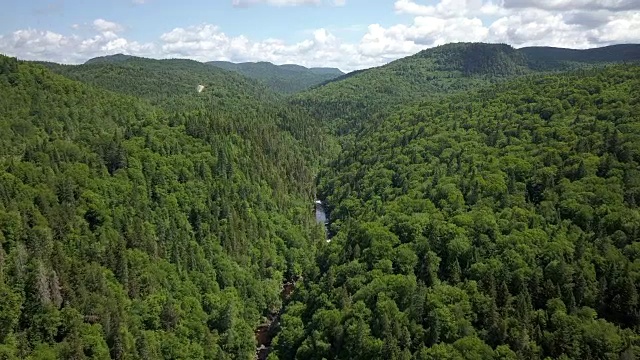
top-left (1, 42), bottom-right (640, 360)
top-left (0, 55), bottom-right (326, 359)
top-left (271, 64), bottom-right (640, 360)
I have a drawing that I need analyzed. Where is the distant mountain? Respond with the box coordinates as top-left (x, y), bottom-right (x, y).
top-left (41, 54), bottom-right (337, 163)
top-left (415, 42), bottom-right (530, 76)
top-left (294, 42), bottom-right (523, 134)
top-left (207, 60), bottom-right (344, 94)
top-left (46, 55), bottom-right (276, 111)
top-left (78, 54), bottom-right (343, 95)
top-left (520, 44), bottom-right (640, 70)
top-left (84, 53), bottom-right (134, 64)
top-left (294, 42), bottom-right (640, 134)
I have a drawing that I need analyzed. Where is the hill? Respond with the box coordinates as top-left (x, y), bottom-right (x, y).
top-left (0, 54), bottom-right (327, 359)
top-left (42, 55), bottom-right (339, 164)
top-left (46, 56), bottom-right (275, 111)
top-left (294, 42), bottom-right (640, 135)
top-left (84, 53), bottom-right (134, 64)
top-left (207, 60), bottom-right (344, 94)
top-left (293, 43), bottom-right (526, 135)
top-left (521, 44), bottom-right (640, 70)
top-left (272, 64), bottom-right (640, 359)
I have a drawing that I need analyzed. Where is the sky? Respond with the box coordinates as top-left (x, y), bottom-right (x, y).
top-left (0, 0), bottom-right (639, 72)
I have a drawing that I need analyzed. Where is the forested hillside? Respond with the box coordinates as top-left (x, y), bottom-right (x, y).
top-left (521, 44), bottom-right (640, 71)
top-left (84, 54), bottom-right (135, 65)
top-left (42, 56), bottom-right (337, 168)
top-left (42, 57), bottom-right (274, 111)
top-left (293, 43), bottom-right (640, 135)
top-left (271, 65), bottom-right (640, 359)
top-left (0, 55), bottom-right (327, 359)
top-left (207, 61), bottom-right (344, 94)
top-left (81, 54), bottom-right (344, 94)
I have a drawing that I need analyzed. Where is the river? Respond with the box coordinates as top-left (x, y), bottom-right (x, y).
top-left (255, 278), bottom-right (298, 359)
top-left (315, 200), bottom-right (331, 242)
top-left (254, 200), bottom-right (330, 359)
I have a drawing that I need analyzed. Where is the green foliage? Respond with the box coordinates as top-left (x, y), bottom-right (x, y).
top-left (292, 42), bottom-right (640, 136)
top-left (521, 44), bottom-right (640, 71)
top-left (41, 56), bottom-right (273, 110)
top-left (4, 43), bottom-right (640, 360)
top-left (280, 65), bottom-right (640, 359)
top-left (207, 61), bottom-right (344, 94)
top-left (0, 54), bottom-right (326, 359)
top-left (41, 55), bottom-right (339, 172)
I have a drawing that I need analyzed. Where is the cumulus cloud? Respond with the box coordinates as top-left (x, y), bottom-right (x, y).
top-left (157, 24), bottom-right (373, 70)
top-left (1, 1), bottom-right (639, 72)
top-left (502, 0), bottom-right (640, 11)
top-left (562, 10), bottom-right (611, 28)
top-left (584, 11), bottom-right (640, 44)
top-left (93, 19), bottom-right (125, 33)
top-left (0, 28), bottom-right (155, 64)
top-left (486, 9), bottom-right (590, 47)
top-left (395, 0), bottom-right (507, 17)
top-left (390, 0), bottom-right (639, 49)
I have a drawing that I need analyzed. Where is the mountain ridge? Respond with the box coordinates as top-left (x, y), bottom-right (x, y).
top-left (319, 43), bottom-right (640, 86)
top-left (293, 42), bottom-right (640, 134)
top-left (81, 54), bottom-right (344, 94)
top-left (45, 55), bottom-right (277, 110)
top-left (207, 60), bottom-right (343, 75)
top-left (206, 60), bottom-right (344, 94)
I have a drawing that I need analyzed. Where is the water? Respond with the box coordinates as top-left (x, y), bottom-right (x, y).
top-left (315, 200), bottom-right (327, 224)
top-left (314, 200), bottom-right (331, 242)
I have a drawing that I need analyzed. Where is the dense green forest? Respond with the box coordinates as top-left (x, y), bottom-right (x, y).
top-left (207, 61), bottom-right (343, 94)
top-left (0, 54), bottom-right (329, 359)
top-left (271, 64), bottom-right (640, 359)
top-left (40, 56), bottom-right (337, 168)
top-left (83, 54), bottom-right (344, 95)
top-left (520, 45), bottom-right (640, 71)
top-left (2, 42), bottom-right (640, 360)
top-left (293, 43), bottom-right (640, 135)
top-left (40, 57), bottom-right (275, 111)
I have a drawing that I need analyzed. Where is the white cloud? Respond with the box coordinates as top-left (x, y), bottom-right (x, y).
top-left (390, 0), bottom-right (639, 49)
top-left (584, 11), bottom-right (640, 44)
top-left (0, 28), bottom-right (155, 64)
top-left (93, 19), bottom-right (124, 33)
top-left (486, 9), bottom-right (590, 47)
top-left (395, 0), bottom-right (508, 18)
top-left (502, 0), bottom-right (640, 11)
top-left (157, 23), bottom-right (372, 70)
top-left (1, 2), bottom-right (639, 72)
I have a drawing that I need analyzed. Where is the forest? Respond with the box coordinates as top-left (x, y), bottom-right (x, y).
top-left (0, 54), bottom-right (328, 359)
top-left (1, 42), bottom-right (640, 360)
top-left (271, 64), bottom-right (640, 360)
top-left (206, 61), bottom-right (344, 94)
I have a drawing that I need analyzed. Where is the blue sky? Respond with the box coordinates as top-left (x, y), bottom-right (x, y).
top-left (2, 0), bottom-right (406, 43)
top-left (1, 0), bottom-right (638, 71)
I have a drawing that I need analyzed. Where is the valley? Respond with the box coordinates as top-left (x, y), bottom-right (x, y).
top-left (1, 42), bottom-right (640, 360)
